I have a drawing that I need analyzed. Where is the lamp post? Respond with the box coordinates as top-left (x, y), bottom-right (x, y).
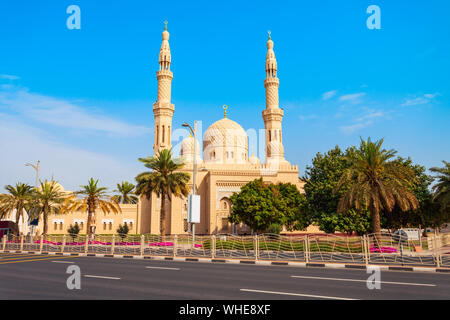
top-left (25, 160), bottom-right (40, 236)
top-left (182, 121), bottom-right (198, 246)
top-left (25, 160), bottom-right (40, 187)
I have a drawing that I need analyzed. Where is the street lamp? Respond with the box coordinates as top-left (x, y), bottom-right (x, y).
top-left (25, 160), bottom-right (40, 236)
top-left (182, 121), bottom-right (198, 245)
top-left (25, 160), bottom-right (40, 187)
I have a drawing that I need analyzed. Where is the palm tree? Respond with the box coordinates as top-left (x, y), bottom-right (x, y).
top-left (29, 180), bottom-right (68, 235)
top-left (112, 181), bottom-right (138, 204)
top-left (63, 178), bottom-right (121, 238)
top-left (335, 138), bottom-right (419, 243)
top-left (0, 182), bottom-right (34, 230)
top-left (430, 161), bottom-right (450, 213)
top-left (135, 149), bottom-right (190, 235)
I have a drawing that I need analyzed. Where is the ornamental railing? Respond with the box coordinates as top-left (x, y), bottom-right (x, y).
top-left (1, 232), bottom-right (448, 268)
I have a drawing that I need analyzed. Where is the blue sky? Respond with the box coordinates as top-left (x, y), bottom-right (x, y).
top-left (0, 0), bottom-right (449, 191)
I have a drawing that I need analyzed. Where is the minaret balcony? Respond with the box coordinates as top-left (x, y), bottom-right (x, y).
top-left (264, 77), bottom-right (279, 86)
top-left (262, 108), bottom-right (284, 121)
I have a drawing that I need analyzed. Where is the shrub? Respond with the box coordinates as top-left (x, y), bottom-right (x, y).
top-left (67, 224), bottom-right (80, 241)
top-left (116, 223), bottom-right (129, 240)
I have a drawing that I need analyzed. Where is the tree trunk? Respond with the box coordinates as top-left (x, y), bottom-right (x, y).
top-left (43, 211), bottom-right (48, 235)
top-left (15, 205), bottom-right (22, 228)
top-left (160, 193), bottom-right (166, 236)
top-left (371, 204), bottom-right (382, 248)
top-left (86, 211), bottom-right (92, 239)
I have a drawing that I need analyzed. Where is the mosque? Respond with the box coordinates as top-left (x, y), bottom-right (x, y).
top-left (15, 24), bottom-right (308, 236)
top-left (142, 24), bottom-right (305, 235)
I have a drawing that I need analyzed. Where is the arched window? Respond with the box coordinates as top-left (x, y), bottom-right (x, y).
top-left (157, 126), bottom-right (160, 144)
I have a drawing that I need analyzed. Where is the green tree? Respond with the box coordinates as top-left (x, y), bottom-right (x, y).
top-left (229, 178), bottom-right (308, 233)
top-left (319, 209), bottom-right (372, 235)
top-left (430, 161), bottom-right (450, 214)
top-left (135, 149), bottom-right (190, 235)
top-left (67, 223), bottom-right (80, 241)
top-left (30, 180), bottom-right (69, 235)
top-left (112, 181), bottom-right (138, 204)
top-left (0, 182), bottom-right (34, 228)
top-left (64, 178), bottom-right (121, 237)
top-left (303, 146), bottom-right (371, 235)
top-left (335, 138), bottom-right (419, 243)
top-left (381, 158), bottom-right (434, 230)
top-left (117, 223), bottom-right (129, 240)
top-left (267, 223), bottom-right (281, 235)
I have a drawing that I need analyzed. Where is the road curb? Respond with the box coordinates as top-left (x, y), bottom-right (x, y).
top-left (1, 250), bottom-right (448, 273)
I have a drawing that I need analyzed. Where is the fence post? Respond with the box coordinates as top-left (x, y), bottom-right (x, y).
top-left (61, 235), bottom-right (66, 253)
top-left (254, 235), bottom-right (259, 261)
top-left (211, 235), bottom-right (216, 259)
top-left (140, 235), bottom-right (145, 256)
top-left (173, 235), bottom-right (178, 257)
top-left (434, 236), bottom-right (441, 268)
top-left (84, 235), bottom-right (89, 254)
top-left (111, 235), bottom-right (115, 254)
top-left (305, 235), bottom-right (309, 263)
top-left (19, 235), bottom-right (24, 251)
top-left (363, 235), bottom-right (369, 265)
top-left (39, 235), bottom-right (44, 253)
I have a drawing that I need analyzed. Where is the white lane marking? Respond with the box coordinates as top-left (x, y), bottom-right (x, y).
top-left (84, 275), bottom-right (121, 280)
top-left (240, 288), bottom-right (357, 300)
top-left (145, 266), bottom-right (180, 270)
top-left (291, 275), bottom-right (436, 287)
top-left (51, 261), bottom-right (75, 264)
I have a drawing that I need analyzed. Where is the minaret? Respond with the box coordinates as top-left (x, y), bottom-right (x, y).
top-left (153, 21), bottom-right (175, 154)
top-left (262, 31), bottom-right (288, 165)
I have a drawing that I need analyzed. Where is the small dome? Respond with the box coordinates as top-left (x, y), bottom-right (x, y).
top-left (181, 135), bottom-right (202, 164)
top-left (53, 182), bottom-right (64, 192)
top-left (249, 153), bottom-right (260, 165)
top-left (36, 181), bottom-right (65, 193)
top-left (203, 118), bottom-right (248, 164)
top-left (162, 29), bottom-right (169, 41)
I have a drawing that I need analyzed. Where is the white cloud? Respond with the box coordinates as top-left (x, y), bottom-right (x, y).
top-left (339, 109), bottom-right (387, 134)
top-left (299, 114), bottom-right (317, 120)
top-left (0, 115), bottom-right (140, 191)
top-left (340, 121), bottom-right (372, 134)
top-left (401, 93), bottom-right (439, 107)
top-left (322, 90), bottom-right (338, 100)
top-left (0, 74), bottom-right (20, 80)
top-left (0, 86), bottom-right (151, 137)
top-left (339, 92), bottom-right (366, 102)
top-left (355, 110), bottom-right (384, 122)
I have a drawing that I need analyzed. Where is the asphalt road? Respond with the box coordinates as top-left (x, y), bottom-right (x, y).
top-left (0, 253), bottom-right (449, 300)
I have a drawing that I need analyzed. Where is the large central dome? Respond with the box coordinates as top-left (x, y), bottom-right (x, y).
top-left (203, 117), bottom-right (248, 164)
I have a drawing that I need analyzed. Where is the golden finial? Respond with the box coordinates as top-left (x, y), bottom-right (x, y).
top-left (223, 105), bottom-right (228, 118)
top-left (164, 20), bottom-right (168, 31)
top-left (268, 30), bottom-right (271, 40)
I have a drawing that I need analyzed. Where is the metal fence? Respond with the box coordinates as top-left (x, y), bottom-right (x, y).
top-left (2, 232), bottom-right (449, 268)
